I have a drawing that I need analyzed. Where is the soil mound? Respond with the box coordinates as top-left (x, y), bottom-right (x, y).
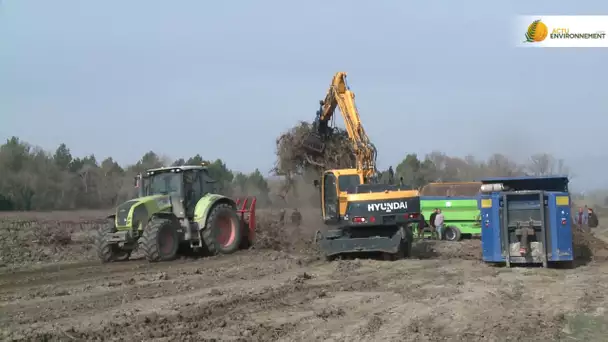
top-left (573, 226), bottom-right (608, 262)
top-left (0, 219), bottom-right (99, 267)
top-left (412, 239), bottom-right (482, 260)
top-left (254, 211), bottom-right (318, 254)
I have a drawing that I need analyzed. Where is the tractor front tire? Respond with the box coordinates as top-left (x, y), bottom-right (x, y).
top-left (141, 217), bottom-right (179, 262)
top-left (95, 219), bottom-right (131, 263)
top-left (203, 203), bottom-right (243, 255)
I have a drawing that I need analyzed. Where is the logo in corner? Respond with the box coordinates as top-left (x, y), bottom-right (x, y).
top-left (524, 19), bottom-right (548, 43)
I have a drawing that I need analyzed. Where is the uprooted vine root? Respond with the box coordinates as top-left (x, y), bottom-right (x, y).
top-left (272, 121), bottom-right (355, 198)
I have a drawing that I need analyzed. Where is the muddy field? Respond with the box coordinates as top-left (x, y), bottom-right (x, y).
top-left (2, 209), bottom-right (608, 341)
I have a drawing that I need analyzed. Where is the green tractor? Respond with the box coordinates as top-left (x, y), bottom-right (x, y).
top-left (95, 165), bottom-right (257, 263)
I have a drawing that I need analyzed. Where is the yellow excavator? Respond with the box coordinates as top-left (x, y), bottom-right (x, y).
top-left (306, 72), bottom-right (422, 260)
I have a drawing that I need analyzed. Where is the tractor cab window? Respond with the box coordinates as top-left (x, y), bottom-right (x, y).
top-left (183, 170), bottom-right (203, 217)
top-left (338, 174), bottom-right (361, 193)
top-left (146, 173), bottom-right (182, 196)
top-left (323, 173), bottom-right (338, 221)
top-left (200, 168), bottom-right (216, 194)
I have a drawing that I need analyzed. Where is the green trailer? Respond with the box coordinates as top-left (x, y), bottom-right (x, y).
top-left (419, 182), bottom-right (481, 241)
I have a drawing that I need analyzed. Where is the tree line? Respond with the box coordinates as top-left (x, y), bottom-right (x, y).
top-left (0, 137), bottom-right (270, 211)
top-left (382, 151), bottom-right (571, 190)
top-left (0, 136), bottom-right (571, 211)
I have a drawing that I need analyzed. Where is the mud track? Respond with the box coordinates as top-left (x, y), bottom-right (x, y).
top-left (2, 242), bottom-right (608, 342)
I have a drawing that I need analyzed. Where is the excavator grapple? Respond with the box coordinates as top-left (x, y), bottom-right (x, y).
top-left (302, 133), bottom-right (325, 154)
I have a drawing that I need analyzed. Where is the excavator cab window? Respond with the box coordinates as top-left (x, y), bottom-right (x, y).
top-left (338, 175), bottom-right (361, 193)
top-left (323, 173), bottom-right (339, 222)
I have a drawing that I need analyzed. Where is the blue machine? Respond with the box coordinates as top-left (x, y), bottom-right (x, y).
top-left (479, 176), bottom-right (573, 267)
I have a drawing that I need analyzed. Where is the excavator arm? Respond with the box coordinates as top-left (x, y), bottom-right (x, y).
top-left (305, 72), bottom-right (378, 182)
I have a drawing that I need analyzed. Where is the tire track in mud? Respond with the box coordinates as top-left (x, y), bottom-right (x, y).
top-left (4, 245), bottom-right (608, 342)
top-left (2, 257), bottom-right (495, 342)
top-left (1, 251), bottom-right (320, 335)
top-left (8, 261), bottom-right (390, 342)
top-left (0, 250), bottom-right (310, 290)
top-left (0, 253), bottom-right (250, 289)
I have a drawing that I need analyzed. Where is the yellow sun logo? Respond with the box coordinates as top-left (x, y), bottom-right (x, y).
top-left (525, 20), bottom-right (548, 43)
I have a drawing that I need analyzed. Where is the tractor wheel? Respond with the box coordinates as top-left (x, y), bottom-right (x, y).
top-left (444, 226), bottom-right (462, 242)
top-left (202, 203), bottom-right (243, 255)
top-left (141, 217), bottom-right (179, 262)
top-left (95, 219), bottom-right (130, 263)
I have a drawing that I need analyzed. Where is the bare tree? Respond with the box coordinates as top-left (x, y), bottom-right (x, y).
top-left (527, 153), bottom-right (570, 177)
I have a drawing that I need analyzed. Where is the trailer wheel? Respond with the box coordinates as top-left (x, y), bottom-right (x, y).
top-left (141, 217), bottom-right (179, 262)
top-left (444, 226), bottom-right (462, 242)
top-left (203, 203), bottom-right (243, 255)
top-left (95, 218), bottom-right (130, 263)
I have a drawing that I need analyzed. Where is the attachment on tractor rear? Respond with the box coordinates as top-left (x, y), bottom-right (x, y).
top-left (235, 196), bottom-right (257, 247)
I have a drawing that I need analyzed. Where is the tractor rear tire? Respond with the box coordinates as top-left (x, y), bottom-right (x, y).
top-left (203, 203), bottom-right (243, 255)
top-left (141, 217), bottom-right (179, 262)
top-left (444, 226), bottom-right (462, 242)
top-left (95, 219), bottom-right (130, 263)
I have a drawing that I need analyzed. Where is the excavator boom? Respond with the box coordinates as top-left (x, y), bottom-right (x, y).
top-left (304, 72), bottom-right (378, 181)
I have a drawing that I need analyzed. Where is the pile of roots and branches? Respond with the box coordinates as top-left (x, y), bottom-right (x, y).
top-left (272, 121), bottom-right (356, 199)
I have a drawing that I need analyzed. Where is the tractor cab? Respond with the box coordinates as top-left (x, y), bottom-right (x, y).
top-left (134, 165), bottom-right (216, 218)
top-left (479, 176), bottom-right (573, 268)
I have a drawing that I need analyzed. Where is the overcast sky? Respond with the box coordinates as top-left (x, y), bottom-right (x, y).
top-left (1, 0), bottom-right (606, 190)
